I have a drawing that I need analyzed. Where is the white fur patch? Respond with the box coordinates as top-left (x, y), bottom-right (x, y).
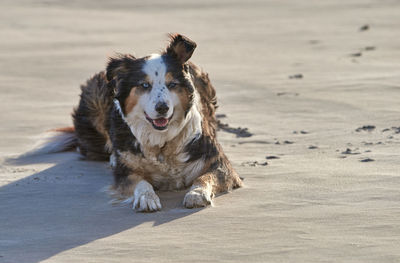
top-left (142, 54), bottom-right (173, 120)
top-left (183, 185), bottom-right (213, 208)
top-left (143, 54), bottom-right (166, 86)
top-left (109, 152), bottom-right (117, 168)
top-left (133, 180), bottom-right (162, 212)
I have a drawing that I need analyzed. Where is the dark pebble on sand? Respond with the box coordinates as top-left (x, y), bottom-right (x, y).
top-left (289, 74), bottom-right (303, 79)
top-left (392, 127), bottom-right (400, 133)
top-left (364, 46), bottom-right (376, 51)
top-left (359, 24), bottom-right (369, 31)
top-left (277, 92), bottom-right (299, 96)
top-left (266, 156), bottom-right (280, 160)
top-left (355, 125), bottom-right (375, 132)
top-left (350, 52), bottom-right (362, 57)
top-left (276, 140), bottom-right (294, 145)
top-left (216, 114), bottom-right (227, 119)
top-left (308, 145), bottom-right (318, 149)
top-left (341, 148), bottom-right (360, 155)
top-left (293, 130), bottom-right (309, 134)
top-left (360, 158), bottom-right (374, 162)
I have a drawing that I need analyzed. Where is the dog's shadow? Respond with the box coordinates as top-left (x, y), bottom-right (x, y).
top-left (0, 152), bottom-right (200, 263)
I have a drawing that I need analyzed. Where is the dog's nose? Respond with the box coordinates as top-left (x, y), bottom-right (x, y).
top-left (155, 102), bottom-right (169, 115)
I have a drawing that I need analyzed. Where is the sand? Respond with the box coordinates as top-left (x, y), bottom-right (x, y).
top-left (1, 0), bottom-right (400, 262)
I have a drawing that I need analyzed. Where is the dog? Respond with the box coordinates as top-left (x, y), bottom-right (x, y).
top-left (37, 34), bottom-right (242, 212)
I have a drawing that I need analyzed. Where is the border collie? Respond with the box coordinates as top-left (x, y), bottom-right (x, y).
top-left (38, 34), bottom-right (242, 212)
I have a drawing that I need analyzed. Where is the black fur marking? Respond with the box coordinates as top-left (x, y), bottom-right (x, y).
top-left (185, 134), bottom-right (218, 163)
top-left (113, 157), bottom-right (134, 187)
top-left (182, 39), bottom-right (195, 53)
top-left (208, 159), bottom-right (221, 171)
top-left (163, 55), bottom-right (194, 92)
top-left (183, 64), bottom-right (189, 73)
top-left (73, 112), bottom-right (109, 161)
top-left (110, 106), bottom-right (142, 155)
top-left (106, 56), bottom-right (148, 115)
top-left (106, 54), bottom-right (137, 81)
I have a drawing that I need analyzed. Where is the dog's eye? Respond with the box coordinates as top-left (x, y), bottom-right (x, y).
top-left (168, 82), bottom-right (177, 89)
top-left (141, 82), bottom-right (150, 89)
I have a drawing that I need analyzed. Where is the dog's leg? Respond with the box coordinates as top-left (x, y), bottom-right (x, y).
top-left (183, 167), bottom-right (242, 208)
top-left (183, 172), bottom-right (215, 208)
top-left (132, 179), bottom-right (162, 212)
top-left (113, 162), bottom-right (162, 212)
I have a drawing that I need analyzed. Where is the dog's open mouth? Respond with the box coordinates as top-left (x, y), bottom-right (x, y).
top-left (145, 112), bottom-right (173, 131)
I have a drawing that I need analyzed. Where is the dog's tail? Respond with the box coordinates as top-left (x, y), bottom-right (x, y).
top-left (24, 126), bottom-right (78, 156)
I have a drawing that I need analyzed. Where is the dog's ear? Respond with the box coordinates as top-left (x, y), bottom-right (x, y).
top-left (165, 34), bottom-right (197, 64)
top-left (106, 54), bottom-right (136, 81)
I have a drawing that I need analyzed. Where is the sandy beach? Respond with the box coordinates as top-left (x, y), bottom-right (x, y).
top-left (1, 0), bottom-right (400, 262)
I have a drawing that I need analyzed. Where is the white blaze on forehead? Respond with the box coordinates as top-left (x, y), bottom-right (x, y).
top-left (141, 53), bottom-right (174, 120)
top-left (143, 54), bottom-right (166, 87)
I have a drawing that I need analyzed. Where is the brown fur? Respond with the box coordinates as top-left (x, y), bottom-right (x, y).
top-left (51, 126), bottom-right (75, 133)
top-left (83, 73), bottom-right (111, 141)
top-left (124, 87), bottom-right (139, 114)
top-left (72, 72), bottom-right (113, 159)
top-left (189, 62), bottom-right (218, 137)
top-left (165, 72), bottom-right (174, 83)
top-left (166, 33), bottom-right (197, 64)
top-left (174, 86), bottom-right (192, 114)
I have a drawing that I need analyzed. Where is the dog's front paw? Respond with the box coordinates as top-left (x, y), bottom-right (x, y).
top-left (133, 191), bottom-right (162, 212)
top-left (183, 187), bottom-right (213, 208)
top-left (133, 180), bottom-right (162, 212)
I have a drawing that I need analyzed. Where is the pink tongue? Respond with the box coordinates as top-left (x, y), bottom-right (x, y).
top-left (153, 118), bottom-right (168, 127)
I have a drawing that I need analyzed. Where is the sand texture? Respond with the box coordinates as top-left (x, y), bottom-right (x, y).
top-left (1, 0), bottom-right (400, 262)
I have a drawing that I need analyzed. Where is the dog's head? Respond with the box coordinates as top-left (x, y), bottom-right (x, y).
top-left (107, 34), bottom-right (200, 146)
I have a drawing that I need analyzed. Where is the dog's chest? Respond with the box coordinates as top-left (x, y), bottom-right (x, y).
top-left (142, 152), bottom-right (185, 189)
top-left (119, 147), bottom-right (204, 191)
